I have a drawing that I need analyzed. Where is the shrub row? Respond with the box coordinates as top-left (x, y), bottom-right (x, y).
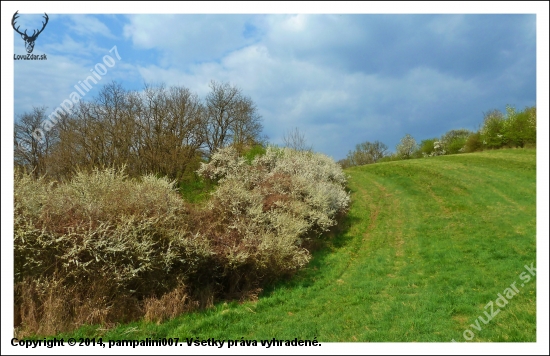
top-left (340, 105), bottom-right (536, 168)
top-left (14, 147), bottom-right (349, 337)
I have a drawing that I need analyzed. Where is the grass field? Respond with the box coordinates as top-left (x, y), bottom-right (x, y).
top-left (58, 149), bottom-right (537, 342)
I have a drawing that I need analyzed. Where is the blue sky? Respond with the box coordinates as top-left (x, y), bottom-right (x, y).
top-left (5, 4), bottom-right (545, 161)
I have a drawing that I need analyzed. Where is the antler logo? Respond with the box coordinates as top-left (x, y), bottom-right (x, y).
top-left (12, 10), bottom-right (49, 54)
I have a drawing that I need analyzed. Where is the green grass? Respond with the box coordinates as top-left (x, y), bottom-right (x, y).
top-left (56, 149), bottom-right (537, 342)
top-left (177, 176), bottom-right (216, 204)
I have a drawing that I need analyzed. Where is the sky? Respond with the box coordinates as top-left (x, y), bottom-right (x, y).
top-left (2, 3), bottom-right (549, 355)
top-left (5, 3), bottom-right (546, 161)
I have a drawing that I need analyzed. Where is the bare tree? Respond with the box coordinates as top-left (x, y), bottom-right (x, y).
top-left (136, 84), bottom-right (205, 179)
top-left (347, 140), bottom-right (388, 165)
top-left (283, 127), bottom-right (312, 152)
top-left (46, 83), bottom-right (137, 178)
top-left (230, 95), bottom-right (263, 152)
top-left (14, 106), bottom-right (58, 178)
top-left (17, 80), bottom-right (264, 183)
top-left (203, 81), bottom-right (262, 156)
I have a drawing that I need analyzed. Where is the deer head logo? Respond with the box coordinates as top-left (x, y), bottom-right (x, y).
top-left (12, 10), bottom-right (49, 54)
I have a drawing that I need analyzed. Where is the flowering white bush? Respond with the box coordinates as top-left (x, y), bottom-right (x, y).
top-left (14, 167), bottom-right (227, 337)
top-left (197, 146), bottom-right (350, 285)
top-left (198, 147), bottom-right (349, 228)
top-left (431, 141), bottom-right (446, 156)
top-left (14, 167), bottom-right (214, 317)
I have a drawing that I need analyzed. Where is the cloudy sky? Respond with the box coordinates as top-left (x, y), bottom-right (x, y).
top-left (2, 4), bottom-right (549, 354)
top-left (5, 3), bottom-right (546, 161)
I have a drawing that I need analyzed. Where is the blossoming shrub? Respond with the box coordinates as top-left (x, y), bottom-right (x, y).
top-left (14, 147), bottom-right (349, 335)
top-left (14, 167), bottom-right (213, 335)
top-left (197, 146), bottom-right (350, 291)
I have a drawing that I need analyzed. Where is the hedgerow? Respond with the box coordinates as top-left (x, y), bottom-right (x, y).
top-left (14, 147), bottom-right (349, 336)
top-left (14, 167), bottom-right (214, 336)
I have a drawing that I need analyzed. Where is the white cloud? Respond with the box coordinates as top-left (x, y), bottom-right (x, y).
top-left (66, 15), bottom-right (115, 38)
top-left (42, 34), bottom-right (109, 58)
top-left (123, 14), bottom-right (261, 68)
top-left (14, 48), bottom-right (131, 117)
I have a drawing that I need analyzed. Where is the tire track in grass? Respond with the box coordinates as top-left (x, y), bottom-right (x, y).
top-left (345, 169), bottom-right (412, 340)
top-left (348, 161), bottom-right (481, 341)
top-left (350, 173), bottom-right (404, 257)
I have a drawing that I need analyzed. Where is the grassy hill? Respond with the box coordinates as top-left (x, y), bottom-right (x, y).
top-left (60, 149), bottom-right (537, 342)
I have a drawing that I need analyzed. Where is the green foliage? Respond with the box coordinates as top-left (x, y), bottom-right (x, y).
top-left (463, 132), bottom-right (483, 153)
top-left (343, 105), bottom-right (536, 164)
top-left (178, 175), bottom-right (215, 204)
top-left (503, 105), bottom-right (536, 147)
top-left (243, 144), bottom-right (267, 164)
top-left (418, 138), bottom-right (437, 157)
top-left (480, 109), bottom-right (506, 149)
top-left (441, 129), bottom-right (472, 154)
top-left (480, 106), bottom-right (536, 150)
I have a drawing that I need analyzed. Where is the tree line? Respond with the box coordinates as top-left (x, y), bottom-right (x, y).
top-left (339, 105), bottom-right (536, 168)
top-left (14, 80), bottom-right (265, 182)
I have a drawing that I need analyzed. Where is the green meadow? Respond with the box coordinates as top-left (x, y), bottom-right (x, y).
top-left (59, 149), bottom-right (536, 342)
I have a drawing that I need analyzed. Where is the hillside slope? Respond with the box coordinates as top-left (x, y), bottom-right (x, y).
top-left (65, 149), bottom-right (537, 342)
